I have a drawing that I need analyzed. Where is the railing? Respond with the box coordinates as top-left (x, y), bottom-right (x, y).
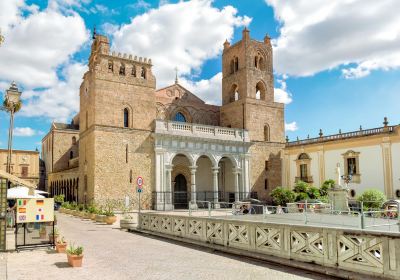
top-left (139, 212), bottom-right (400, 279)
top-left (287, 125), bottom-right (395, 146)
top-left (155, 120), bottom-right (249, 142)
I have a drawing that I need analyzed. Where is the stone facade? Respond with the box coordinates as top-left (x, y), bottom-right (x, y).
top-left (42, 29), bottom-right (286, 207)
top-left (0, 149), bottom-right (40, 186)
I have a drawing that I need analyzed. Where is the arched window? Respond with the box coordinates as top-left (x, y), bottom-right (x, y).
top-left (264, 125), bottom-right (270, 141)
top-left (255, 57), bottom-right (258, 68)
top-left (131, 65), bottom-right (136, 77)
top-left (174, 112), bottom-right (186, 122)
top-left (256, 81), bottom-right (266, 100)
top-left (229, 84), bottom-right (239, 102)
top-left (141, 67), bottom-right (146, 79)
top-left (69, 151), bottom-right (73, 159)
top-left (72, 136), bottom-right (77, 145)
top-left (108, 60), bottom-right (113, 72)
top-left (123, 108), bottom-right (129, 128)
top-left (119, 63), bottom-right (125, 75)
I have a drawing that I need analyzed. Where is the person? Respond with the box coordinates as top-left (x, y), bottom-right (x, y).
top-left (7, 199), bottom-right (16, 228)
top-left (276, 205), bottom-right (284, 214)
top-left (242, 204), bottom-right (249, 215)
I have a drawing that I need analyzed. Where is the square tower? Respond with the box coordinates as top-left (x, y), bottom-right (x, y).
top-left (78, 34), bottom-right (156, 205)
top-left (220, 29), bottom-right (285, 200)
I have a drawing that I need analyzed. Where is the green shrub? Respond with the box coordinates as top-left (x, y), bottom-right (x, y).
top-left (67, 243), bottom-right (84, 256)
top-left (293, 180), bottom-right (309, 193)
top-left (54, 194), bottom-right (65, 204)
top-left (270, 187), bottom-right (296, 206)
top-left (320, 179), bottom-right (336, 196)
top-left (357, 189), bottom-right (386, 210)
top-left (307, 186), bottom-right (321, 199)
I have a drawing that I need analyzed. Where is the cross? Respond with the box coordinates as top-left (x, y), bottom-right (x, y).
top-left (174, 67), bottom-right (178, 84)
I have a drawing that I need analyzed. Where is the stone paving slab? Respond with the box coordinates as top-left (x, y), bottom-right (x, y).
top-left (5, 213), bottom-right (339, 280)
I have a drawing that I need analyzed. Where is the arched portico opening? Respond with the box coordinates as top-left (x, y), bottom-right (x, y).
top-left (218, 156), bottom-right (240, 202)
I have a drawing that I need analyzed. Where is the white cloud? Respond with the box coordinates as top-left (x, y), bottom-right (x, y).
top-left (0, 2), bottom-right (88, 88)
top-left (180, 73), bottom-right (222, 105)
top-left (267, 0), bottom-right (400, 78)
top-left (13, 127), bottom-right (37, 137)
top-left (128, 0), bottom-right (151, 11)
top-left (20, 62), bottom-right (87, 122)
top-left (110, 0), bottom-right (251, 89)
top-left (0, 0), bottom-right (88, 121)
top-left (274, 76), bottom-right (292, 104)
top-left (285, 121), bottom-right (298, 132)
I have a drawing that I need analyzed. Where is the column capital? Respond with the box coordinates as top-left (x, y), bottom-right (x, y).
top-left (211, 167), bottom-right (219, 174)
top-left (189, 165), bottom-right (197, 173)
top-left (232, 167), bottom-right (241, 174)
top-left (165, 164), bottom-right (173, 172)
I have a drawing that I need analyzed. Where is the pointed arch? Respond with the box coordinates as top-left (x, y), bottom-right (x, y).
top-left (256, 81), bottom-right (267, 100)
top-left (229, 84), bottom-right (239, 102)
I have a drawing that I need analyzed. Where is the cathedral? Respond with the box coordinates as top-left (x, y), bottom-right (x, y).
top-left (42, 28), bottom-right (400, 209)
top-left (42, 29), bottom-right (285, 209)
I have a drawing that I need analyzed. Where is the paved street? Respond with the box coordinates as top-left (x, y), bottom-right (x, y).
top-left (4, 213), bottom-right (339, 280)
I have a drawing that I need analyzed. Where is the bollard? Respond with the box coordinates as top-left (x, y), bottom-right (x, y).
top-left (360, 201), bottom-right (365, 229)
top-left (397, 201), bottom-right (400, 232)
top-left (304, 200), bottom-right (308, 225)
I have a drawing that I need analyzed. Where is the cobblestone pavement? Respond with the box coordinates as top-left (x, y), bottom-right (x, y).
top-left (5, 213), bottom-right (340, 280)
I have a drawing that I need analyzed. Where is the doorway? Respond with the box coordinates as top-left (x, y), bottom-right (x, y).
top-left (174, 174), bottom-right (188, 209)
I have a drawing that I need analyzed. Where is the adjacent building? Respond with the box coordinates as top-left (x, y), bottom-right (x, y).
top-left (0, 149), bottom-right (40, 186)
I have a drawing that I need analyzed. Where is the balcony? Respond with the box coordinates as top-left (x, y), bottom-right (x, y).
top-left (295, 176), bottom-right (313, 183)
top-left (155, 120), bottom-right (250, 142)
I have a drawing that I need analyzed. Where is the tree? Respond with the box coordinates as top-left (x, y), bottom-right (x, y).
top-left (357, 189), bottom-right (386, 210)
top-left (270, 187), bottom-right (296, 206)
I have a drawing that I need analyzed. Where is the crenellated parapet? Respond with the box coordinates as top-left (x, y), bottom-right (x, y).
top-left (88, 34), bottom-right (155, 87)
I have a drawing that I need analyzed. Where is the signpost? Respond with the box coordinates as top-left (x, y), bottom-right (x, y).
top-left (137, 176), bottom-right (143, 213)
top-left (15, 198), bottom-right (55, 250)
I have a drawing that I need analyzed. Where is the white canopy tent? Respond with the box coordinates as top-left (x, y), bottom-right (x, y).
top-left (7, 186), bottom-right (47, 199)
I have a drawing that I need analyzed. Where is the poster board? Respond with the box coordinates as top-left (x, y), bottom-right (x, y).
top-left (16, 198), bottom-right (54, 224)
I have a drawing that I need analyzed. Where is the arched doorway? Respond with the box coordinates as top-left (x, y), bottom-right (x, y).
top-left (174, 174), bottom-right (188, 209)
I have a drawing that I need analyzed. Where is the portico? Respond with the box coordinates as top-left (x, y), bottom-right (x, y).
top-left (154, 120), bottom-right (252, 210)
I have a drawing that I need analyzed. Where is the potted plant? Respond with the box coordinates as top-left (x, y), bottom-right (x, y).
top-left (104, 209), bottom-right (117, 225)
top-left (56, 236), bottom-right (67, 253)
top-left (66, 243), bottom-right (84, 267)
top-left (87, 205), bottom-right (97, 220)
top-left (39, 225), bottom-right (47, 239)
top-left (49, 227), bottom-right (59, 243)
top-left (95, 209), bottom-right (106, 223)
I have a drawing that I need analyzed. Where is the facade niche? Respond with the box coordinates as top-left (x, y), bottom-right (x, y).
top-left (119, 63), bottom-right (125, 75)
top-left (108, 60), bottom-right (113, 72)
top-left (131, 65), bottom-right (136, 77)
top-left (123, 108), bottom-right (129, 128)
top-left (264, 124), bottom-right (270, 141)
top-left (141, 67), bottom-right (146, 79)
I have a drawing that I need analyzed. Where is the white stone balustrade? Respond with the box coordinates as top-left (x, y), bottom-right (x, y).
top-left (139, 212), bottom-right (400, 280)
top-left (155, 120), bottom-right (249, 142)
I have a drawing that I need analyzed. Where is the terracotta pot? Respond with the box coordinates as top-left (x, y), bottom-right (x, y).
top-left (105, 215), bottom-right (117, 225)
top-left (56, 242), bottom-right (67, 253)
top-left (90, 213), bottom-right (96, 220)
top-left (84, 212), bottom-right (91, 219)
top-left (67, 254), bottom-right (83, 267)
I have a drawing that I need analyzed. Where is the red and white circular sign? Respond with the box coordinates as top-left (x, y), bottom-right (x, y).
top-left (136, 176), bottom-right (144, 187)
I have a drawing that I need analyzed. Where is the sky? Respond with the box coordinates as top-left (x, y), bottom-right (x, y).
top-left (0, 0), bottom-right (399, 152)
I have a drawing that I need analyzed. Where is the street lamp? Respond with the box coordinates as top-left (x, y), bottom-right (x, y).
top-left (3, 82), bottom-right (22, 174)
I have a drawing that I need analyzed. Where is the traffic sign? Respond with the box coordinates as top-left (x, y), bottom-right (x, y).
top-left (137, 188), bottom-right (142, 193)
top-left (136, 176), bottom-right (143, 188)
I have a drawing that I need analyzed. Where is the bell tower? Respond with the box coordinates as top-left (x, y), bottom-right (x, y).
top-left (220, 28), bottom-right (285, 200)
top-left (220, 28), bottom-right (283, 142)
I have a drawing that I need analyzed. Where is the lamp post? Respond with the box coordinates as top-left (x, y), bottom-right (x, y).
top-left (2, 82), bottom-right (22, 174)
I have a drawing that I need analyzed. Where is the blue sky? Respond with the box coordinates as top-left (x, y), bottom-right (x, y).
top-left (0, 0), bottom-right (399, 152)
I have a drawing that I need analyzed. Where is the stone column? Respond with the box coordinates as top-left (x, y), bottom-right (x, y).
top-left (165, 165), bottom-right (173, 210)
top-left (212, 167), bottom-right (219, 206)
top-left (189, 166), bottom-right (197, 202)
top-left (233, 168), bottom-right (240, 201)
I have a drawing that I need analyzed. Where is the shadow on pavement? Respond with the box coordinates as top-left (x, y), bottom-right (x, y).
top-left (54, 262), bottom-right (71, 268)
